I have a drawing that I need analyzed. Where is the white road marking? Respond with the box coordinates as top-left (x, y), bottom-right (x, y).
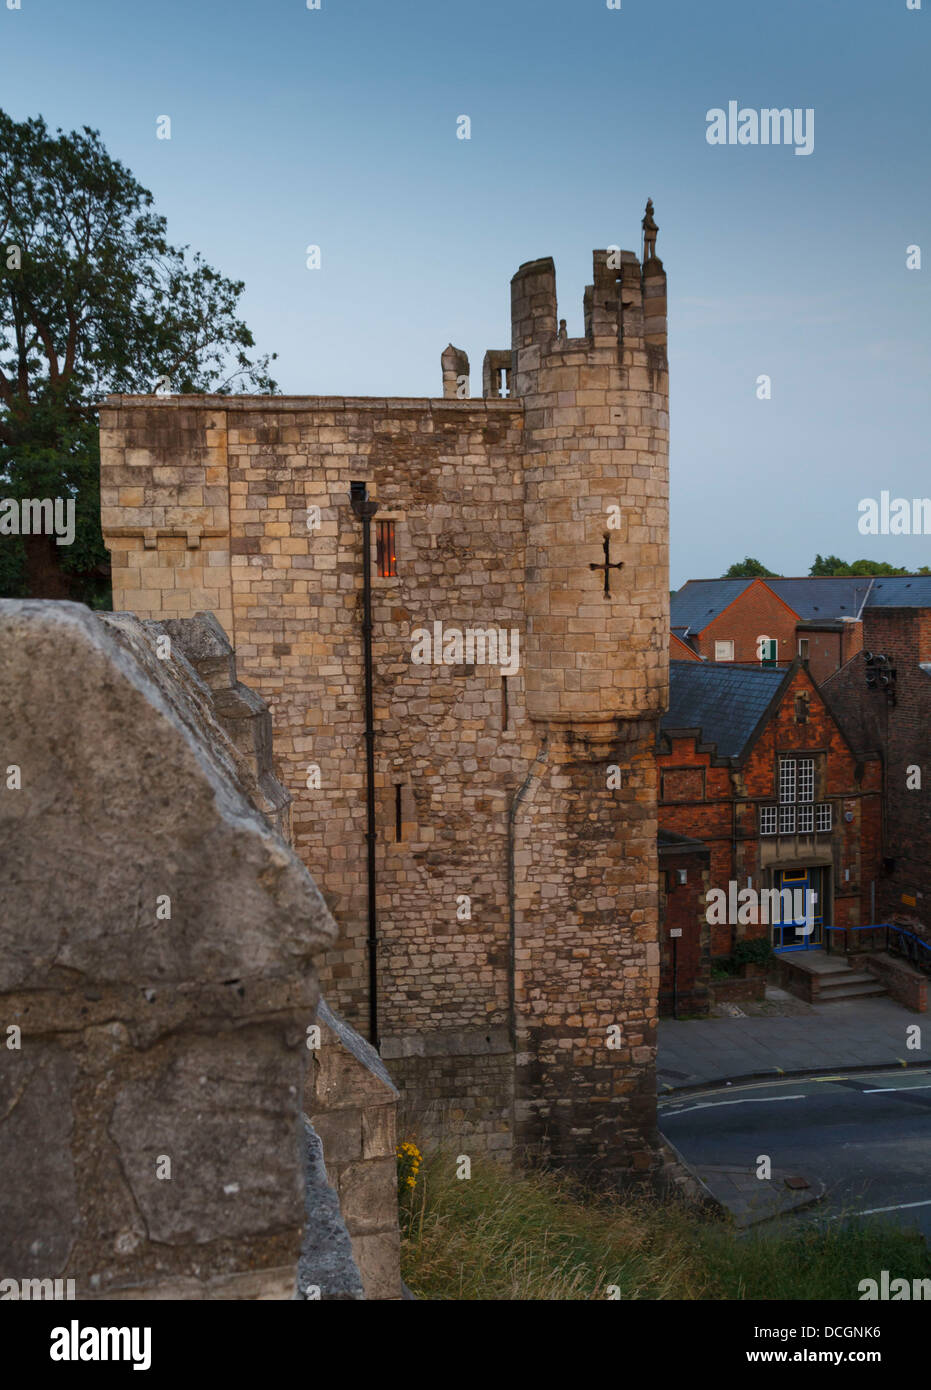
top-left (657, 1067), bottom-right (931, 1110)
top-left (833, 1198), bottom-right (931, 1219)
top-left (864, 1083), bottom-right (931, 1094)
top-left (665, 1094), bottom-right (806, 1116)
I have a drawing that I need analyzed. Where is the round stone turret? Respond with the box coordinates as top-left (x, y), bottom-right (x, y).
top-left (510, 242), bottom-right (669, 727)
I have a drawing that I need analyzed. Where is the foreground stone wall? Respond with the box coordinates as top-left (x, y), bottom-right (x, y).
top-left (0, 601), bottom-right (398, 1298)
top-left (306, 1001), bottom-right (401, 1298)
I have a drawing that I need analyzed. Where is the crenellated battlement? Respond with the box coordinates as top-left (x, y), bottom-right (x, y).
top-left (444, 205), bottom-right (667, 400)
top-left (505, 219), bottom-right (667, 383)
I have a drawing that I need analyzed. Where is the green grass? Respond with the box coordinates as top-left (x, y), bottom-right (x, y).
top-left (400, 1150), bottom-right (930, 1300)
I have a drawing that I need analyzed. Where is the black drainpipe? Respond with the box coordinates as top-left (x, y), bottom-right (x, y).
top-left (350, 482), bottom-right (380, 1048)
top-left (507, 740), bottom-right (547, 1049)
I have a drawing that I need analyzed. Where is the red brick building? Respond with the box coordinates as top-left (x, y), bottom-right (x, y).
top-left (824, 578), bottom-right (931, 932)
top-left (671, 577), bottom-right (868, 681)
top-left (658, 659), bottom-right (883, 976)
top-left (658, 831), bottom-right (711, 1015)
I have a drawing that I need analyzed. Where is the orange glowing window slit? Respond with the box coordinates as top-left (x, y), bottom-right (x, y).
top-left (376, 520), bottom-right (397, 578)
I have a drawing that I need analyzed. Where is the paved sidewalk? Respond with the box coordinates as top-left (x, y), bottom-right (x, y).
top-left (658, 994), bottom-right (929, 1093)
top-left (685, 1162), bottom-right (825, 1228)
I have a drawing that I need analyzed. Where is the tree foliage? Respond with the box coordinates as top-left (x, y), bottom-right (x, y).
top-left (722, 557), bottom-right (778, 578)
top-left (0, 109), bottom-right (276, 601)
top-left (809, 554), bottom-right (931, 577)
top-left (717, 555), bottom-right (931, 581)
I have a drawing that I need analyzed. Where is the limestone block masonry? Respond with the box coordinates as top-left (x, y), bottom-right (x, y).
top-left (101, 226), bottom-right (670, 1185)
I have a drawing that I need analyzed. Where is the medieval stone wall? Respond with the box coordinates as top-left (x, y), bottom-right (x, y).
top-left (100, 228), bottom-right (670, 1184)
top-left (103, 395), bottom-right (530, 1160)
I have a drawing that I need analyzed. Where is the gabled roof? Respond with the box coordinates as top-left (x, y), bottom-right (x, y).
top-left (661, 660), bottom-right (788, 761)
top-left (670, 579), bottom-right (754, 631)
top-left (670, 575), bottom-right (877, 631)
top-left (766, 578), bottom-right (872, 620)
top-left (865, 577), bottom-right (931, 608)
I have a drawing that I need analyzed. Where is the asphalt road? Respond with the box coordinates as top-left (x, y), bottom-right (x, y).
top-left (659, 1067), bottom-right (931, 1240)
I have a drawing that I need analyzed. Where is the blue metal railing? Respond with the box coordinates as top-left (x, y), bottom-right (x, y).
top-left (825, 922), bottom-right (931, 976)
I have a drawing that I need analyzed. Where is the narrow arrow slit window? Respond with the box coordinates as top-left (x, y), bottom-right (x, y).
top-left (376, 519), bottom-right (397, 578)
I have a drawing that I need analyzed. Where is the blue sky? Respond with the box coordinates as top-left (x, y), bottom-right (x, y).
top-left (2, 0), bottom-right (928, 586)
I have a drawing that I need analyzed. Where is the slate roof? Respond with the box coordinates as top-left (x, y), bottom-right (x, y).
top-left (670, 576), bottom-right (877, 631)
top-left (865, 577), bottom-right (931, 608)
top-left (767, 578), bottom-right (872, 620)
top-left (669, 579), bottom-right (753, 631)
top-left (671, 573), bottom-right (931, 650)
top-left (661, 660), bottom-right (788, 760)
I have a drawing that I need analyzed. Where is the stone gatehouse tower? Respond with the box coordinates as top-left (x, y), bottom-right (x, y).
top-left (101, 212), bottom-right (670, 1184)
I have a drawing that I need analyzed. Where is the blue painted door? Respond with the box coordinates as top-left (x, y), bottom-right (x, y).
top-left (772, 867), bottom-right (824, 951)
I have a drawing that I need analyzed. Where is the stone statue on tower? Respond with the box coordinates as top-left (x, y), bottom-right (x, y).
top-left (642, 198), bottom-right (658, 262)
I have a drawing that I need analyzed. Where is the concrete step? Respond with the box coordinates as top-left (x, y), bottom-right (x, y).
top-left (825, 970), bottom-right (878, 986)
top-left (819, 979), bottom-right (887, 1000)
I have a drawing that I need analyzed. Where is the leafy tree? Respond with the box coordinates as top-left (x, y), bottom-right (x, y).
top-left (847, 559), bottom-right (907, 576)
top-left (722, 557), bottom-right (778, 578)
top-left (809, 553), bottom-right (848, 576)
top-left (0, 110), bottom-right (276, 602)
top-left (809, 555), bottom-right (930, 577)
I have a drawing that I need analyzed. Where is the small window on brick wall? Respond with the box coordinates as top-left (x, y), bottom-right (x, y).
top-left (376, 519), bottom-right (397, 578)
top-left (714, 639), bottom-right (735, 662)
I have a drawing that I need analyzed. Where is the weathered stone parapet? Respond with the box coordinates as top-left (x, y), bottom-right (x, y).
top-left (298, 1119), bottom-right (365, 1301)
top-left (144, 609), bottom-right (292, 839)
top-left (0, 601), bottom-right (399, 1299)
top-left (305, 1000), bottom-right (401, 1299)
